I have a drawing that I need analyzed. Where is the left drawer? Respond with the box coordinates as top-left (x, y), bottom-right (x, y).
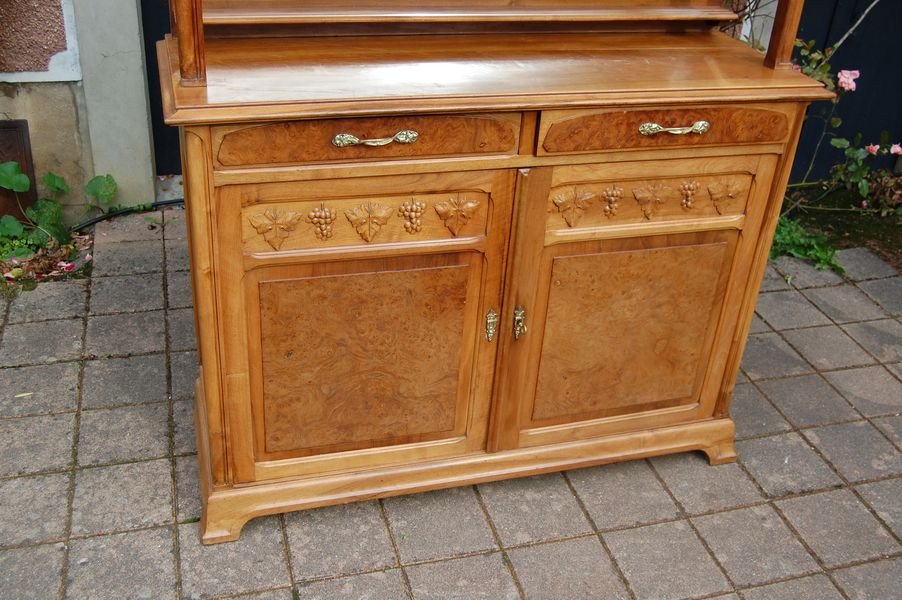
top-left (211, 113), bottom-right (522, 169)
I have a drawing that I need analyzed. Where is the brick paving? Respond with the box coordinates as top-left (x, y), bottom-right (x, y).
top-left (0, 210), bottom-right (899, 599)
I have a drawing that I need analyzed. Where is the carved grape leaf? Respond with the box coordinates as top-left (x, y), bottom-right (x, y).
top-left (552, 188), bottom-right (595, 227)
top-left (708, 180), bottom-right (746, 214)
top-left (632, 182), bottom-right (675, 219)
top-left (344, 202), bottom-right (394, 242)
top-left (434, 196), bottom-right (480, 236)
top-left (248, 208), bottom-right (303, 250)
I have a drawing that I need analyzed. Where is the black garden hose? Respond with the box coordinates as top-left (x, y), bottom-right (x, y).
top-left (70, 198), bottom-right (185, 232)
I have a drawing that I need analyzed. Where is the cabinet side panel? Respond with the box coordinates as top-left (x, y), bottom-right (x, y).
top-left (531, 241), bottom-right (728, 423)
top-left (258, 262), bottom-right (473, 457)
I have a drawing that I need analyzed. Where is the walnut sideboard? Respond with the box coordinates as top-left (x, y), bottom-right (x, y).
top-left (159, 0), bottom-right (830, 543)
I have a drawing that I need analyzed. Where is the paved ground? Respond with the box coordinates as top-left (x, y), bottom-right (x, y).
top-left (1, 209), bottom-right (900, 600)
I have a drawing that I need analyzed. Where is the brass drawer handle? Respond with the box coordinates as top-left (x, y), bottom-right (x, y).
top-left (638, 120), bottom-right (710, 136)
top-left (332, 129), bottom-right (419, 148)
top-left (513, 306), bottom-right (527, 341)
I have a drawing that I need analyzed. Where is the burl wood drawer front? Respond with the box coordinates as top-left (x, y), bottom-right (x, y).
top-left (538, 105), bottom-right (791, 155)
top-left (212, 113), bottom-right (521, 168)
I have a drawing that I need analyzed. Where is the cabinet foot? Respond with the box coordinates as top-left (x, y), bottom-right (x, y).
top-left (701, 421), bottom-right (737, 465)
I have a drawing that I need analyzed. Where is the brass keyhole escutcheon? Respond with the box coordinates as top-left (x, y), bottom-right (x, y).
top-left (513, 306), bottom-right (527, 341)
top-left (485, 309), bottom-right (499, 342)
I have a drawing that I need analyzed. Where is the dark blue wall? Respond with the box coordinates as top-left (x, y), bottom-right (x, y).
top-left (793, 0), bottom-right (902, 182)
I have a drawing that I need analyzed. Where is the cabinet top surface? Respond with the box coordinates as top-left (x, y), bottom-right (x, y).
top-left (159, 31), bottom-right (831, 125)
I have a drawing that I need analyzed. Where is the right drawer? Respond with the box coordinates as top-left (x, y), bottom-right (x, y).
top-left (538, 104), bottom-right (793, 155)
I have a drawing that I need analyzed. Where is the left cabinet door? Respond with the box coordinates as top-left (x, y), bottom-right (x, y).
top-left (212, 170), bottom-right (514, 483)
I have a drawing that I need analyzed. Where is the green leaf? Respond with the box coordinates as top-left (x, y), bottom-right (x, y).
top-left (0, 215), bottom-right (25, 238)
top-left (42, 171), bottom-right (70, 195)
top-left (857, 179), bottom-right (869, 197)
top-left (830, 138), bottom-right (850, 149)
top-left (25, 198), bottom-right (70, 244)
top-left (85, 174), bottom-right (118, 205)
top-left (829, 117), bottom-right (842, 128)
top-left (0, 161), bottom-right (31, 193)
top-left (0, 246), bottom-right (34, 260)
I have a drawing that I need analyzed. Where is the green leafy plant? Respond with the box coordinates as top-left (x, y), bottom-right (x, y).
top-left (0, 161), bottom-right (71, 260)
top-left (85, 174), bottom-right (119, 212)
top-left (770, 216), bottom-right (844, 273)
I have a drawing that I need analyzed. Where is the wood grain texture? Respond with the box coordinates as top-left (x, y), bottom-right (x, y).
top-left (158, 32), bottom-right (831, 124)
top-left (258, 260), bottom-right (471, 457)
top-left (765, 0), bottom-right (805, 69)
top-left (214, 113), bottom-right (521, 167)
top-left (540, 106), bottom-right (790, 154)
top-left (531, 238), bottom-right (731, 424)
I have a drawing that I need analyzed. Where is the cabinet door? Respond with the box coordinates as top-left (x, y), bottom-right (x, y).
top-left (214, 170), bottom-right (513, 482)
top-left (492, 156), bottom-right (774, 450)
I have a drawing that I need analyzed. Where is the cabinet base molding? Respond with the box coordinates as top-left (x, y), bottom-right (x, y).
top-left (197, 393), bottom-right (735, 544)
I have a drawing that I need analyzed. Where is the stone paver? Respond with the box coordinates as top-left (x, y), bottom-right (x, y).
top-left (178, 518), bottom-right (289, 600)
top-left (7, 280), bottom-right (87, 323)
top-left (772, 256), bottom-right (844, 289)
top-left (604, 520), bottom-right (730, 600)
top-left (856, 477), bottom-right (902, 538)
top-left (478, 473), bottom-right (592, 546)
top-left (175, 455), bottom-right (201, 522)
top-left (405, 553), bottom-right (519, 600)
top-left (730, 383), bottom-right (791, 439)
top-left (834, 248), bottom-right (897, 281)
top-left (842, 319), bottom-right (902, 363)
top-left (0, 474), bottom-right (69, 546)
top-left (823, 366), bottom-right (902, 417)
top-left (741, 574), bottom-right (843, 600)
top-left (167, 269), bottom-right (193, 309)
top-left (165, 239), bottom-right (190, 272)
top-left (873, 414), bottom-right (902, 447)
top-left (384, 486), bottom-right (496, 562)
top-left (172, 399), bottom-right (197, 455)
top-left (650, 453), bottom-right (762, 514)
top-left (693, 505), bottom-right (818, 586)
top-left (755, 291), bottom-right (831, 330)
top-left (759, 265), bottom-right (791, 291)
top-left (93, 211), bottom-right (164, 244)
top-left (737, 433), bottom-right (841, 497)
top-left (0, 413), bottom-right (74, 477)
top-left (298, 571), bottom-right (408, 600)
top-left (508, 536), bottom-right (629, 599)
top-left (803, 421), bottom-right (902, 482)
top-left (0, 319), bottom-right (83, 366)
top-left (168, 307), bottom-right (197, 351)
top-left (777, 489), bottom-right (899, 567)
top-left (857, 276), bottom-right (902, 315)
top-left (171, 350), bottom-right (198, 400)
top-left (740, 333), bottom-right (813, 380)
top-left (782, 325), bottom-right (875, 370)
top-left (803, 285), bottom-right (888, 323)
top-left (1, 362), bottom-right (79, 417)
top-left (71, 460), bottom-right (173, 535)
top-left (89, 272), bottom-right (165, 314)
top-left (757, 374), bottom-right (858, 428)
top-left (85, 311), bottom-right (166, 357)
top-left (832, 557), bottom-right (902, 599)
top-left (91, 240), bottom-right (164, 276)
top-left (77, 403), bottom-right (169, 466)
top-left (66, 528), bottom-right (177, 600)
top-left (567, 460), bottom-right (679, 530)
top-left (81, 354), bottom-right (168, 408)
top-left (0, 543), bottom-right (65, 599)
top-left (285, 501), bottom-right (395, 581)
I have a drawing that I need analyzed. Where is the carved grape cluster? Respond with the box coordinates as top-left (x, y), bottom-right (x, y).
top-left (680, 181), bottom-right (700, 209)
top-left (601, 186), bottom-right (623, 217)
top-left (307, 204), bottom-right (336, 240)
top-left (399, 199), bottom-right (427, 234)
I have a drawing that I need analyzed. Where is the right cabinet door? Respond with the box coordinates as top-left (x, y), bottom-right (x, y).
top-left (493, 154), bottom-right (777, 450)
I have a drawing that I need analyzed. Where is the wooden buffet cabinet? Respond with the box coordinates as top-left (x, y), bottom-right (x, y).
top-left (159, 0), bottom-right (830, 543)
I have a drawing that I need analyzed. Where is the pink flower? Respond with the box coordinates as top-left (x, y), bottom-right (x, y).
top-left (891, 144), bottom-right (902, 155)
top-left (861, 200), bottom-right (869, 209)
top-left (837, 69), bottom-right (860, 91)
top-left (792, 64), bottom-right (802, 73)
top-left (866, 144), bottom-right (880, 155)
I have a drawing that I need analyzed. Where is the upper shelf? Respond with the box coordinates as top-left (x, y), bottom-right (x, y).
top-left (202, 1), bottom-right (738, 25)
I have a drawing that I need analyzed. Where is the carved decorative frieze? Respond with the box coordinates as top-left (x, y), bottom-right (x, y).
top-left (679, 180), bottom-right (701, 209)
top-left (708, 180), bottom-right (745, 214)
top-left (248, 208), bottom-right (303, 250)
top-left (435, 196), bottom-right (480, 236)
top-left (601, 185), bottom-right (623, 218)
top-left (345, 202), bottom-right (394, 242)
top-left (399, 199), bottom-right (427, 234)
top-left (633, 182), bottom-right (675, 219)
top-left (306, 204), bottom-right (337, 240)
top-left (552, 187), bottom-right (595, 227)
